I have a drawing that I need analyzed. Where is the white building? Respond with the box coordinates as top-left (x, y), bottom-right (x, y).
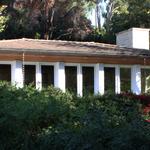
top-left (0, 27), bottom-right (150, 96)
top-left (116, 28), bottom-right (150, 50)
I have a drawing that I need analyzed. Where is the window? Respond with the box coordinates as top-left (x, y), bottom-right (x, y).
top-left (42, 65), bottom-right (54, 88)
top-left (120, 68), bottom-right (131, 92)
top-left (65, 66), bottom-right (77, 93)
top-left (24, 65), bottom-right (35, 86)
top-left (141, 69), bottom-right (150, 93)
top-left (104, 67), bottom-right (115, 93)
top-left (0, 64), bottom-right (11, 82)
top-left (82, 67), bottom-right (94, 95)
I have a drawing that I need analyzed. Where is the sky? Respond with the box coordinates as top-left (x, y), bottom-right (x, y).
top-left (88, 9), bottom-right (105, 26)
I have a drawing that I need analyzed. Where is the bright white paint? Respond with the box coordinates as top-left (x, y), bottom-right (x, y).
top-left (36, 63), bottom-right (42, 90)
top-left (115, 65), bottom-right (120, 94)
top-left (94, 64), bottom-right (104, 95)
top-left (11, 61), bottom-right (23, 88)
top-left (117, 28), bottom-right (150, 50)
top-left (54, 62), bottom-right (65, 92)
top-left (0, 61), bottom-right (12, 64)
top-left (77, 64), bottom-right (83, 96)
top-left (94, 64), bottom-right (100, 94)
top-left (132, 28), bottom-right (150, 50)
top-left (131, 65), bottom-right (141, 94)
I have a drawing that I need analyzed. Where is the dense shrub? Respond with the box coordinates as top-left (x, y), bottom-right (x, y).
top-left (120, 93), bottom-right (150, 121)
top-left (119, 93), bottom-right (150, 106)
top-left (0, 82), bottom-right (73, 150)
top-left (0, 82), bottom-right (150, 150)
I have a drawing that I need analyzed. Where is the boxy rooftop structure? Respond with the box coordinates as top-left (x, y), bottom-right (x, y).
top-left (0, 27), bottom-right (150, 96)
top-left (116, 28), bottom-right (150, 50)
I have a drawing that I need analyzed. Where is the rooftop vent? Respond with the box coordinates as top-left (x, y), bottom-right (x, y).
top-left (116, 28), bottom-right (150, 50)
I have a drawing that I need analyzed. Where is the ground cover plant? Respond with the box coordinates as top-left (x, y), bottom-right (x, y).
top-left (0, 82), bottom-right (150, 150)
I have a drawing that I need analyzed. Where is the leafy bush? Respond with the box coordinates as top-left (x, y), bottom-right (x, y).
top-left (0, 82), bottom-right (150, 150)
top-left (0, 82), bottom-right (73, 150)
top-left (120, 93), bottom-right (150, 121)
top-left (37, 94), bottom-right (150, 150)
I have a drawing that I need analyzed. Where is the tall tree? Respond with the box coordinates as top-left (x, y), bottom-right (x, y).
top-left (95, 0), bottom-right (103, 30)
top-left (0, 0), bottom-right (95, 40)
top-left (101, 0), bottom-right (150, 43)
top-left (127, 0), bottom-right (150, 28)
top-left (104, 0), bottom-right (128, 32)
top-left (0, 5), bottom-right (8, 33)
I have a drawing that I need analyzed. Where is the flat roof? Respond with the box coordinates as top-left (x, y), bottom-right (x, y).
top-left (0, 38), bottom-right (150, 57)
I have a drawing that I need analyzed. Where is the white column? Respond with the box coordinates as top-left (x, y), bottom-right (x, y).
top-left (36, 63), bottom-right (42, 90)
top-left (115, 65), bottom-right (120, 94)
top-left (94, 64), bottom-right (104, 95)
top-left (11, 61), bottom-right (23, 88)
top-left (131, 65), bottom-right (141, 95)
top-left (77, 64), bottom-right (83, 96)
top-left (54, 62), bottom-right (65, 92)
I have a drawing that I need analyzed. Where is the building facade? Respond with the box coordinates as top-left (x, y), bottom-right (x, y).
top-left (0, 28), bottom-right (150, 96)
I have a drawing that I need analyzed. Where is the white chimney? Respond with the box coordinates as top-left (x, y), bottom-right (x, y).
top-left (116, 28), bottom-right (150, 50)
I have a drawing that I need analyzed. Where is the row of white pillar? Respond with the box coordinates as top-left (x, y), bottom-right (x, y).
top-left (11, 61), bottom-right (142, 96)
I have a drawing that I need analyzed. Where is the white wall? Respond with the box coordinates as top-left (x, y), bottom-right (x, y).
top-left (116, 28), bottom-right (150, 50)
top-left (116, 29), bottom-right (133, 48)
top-left (132, 28), bottom-right (149, 50)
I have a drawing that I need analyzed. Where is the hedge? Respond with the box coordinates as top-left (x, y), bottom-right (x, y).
top-left (0, 82), bottom-right (150, 150)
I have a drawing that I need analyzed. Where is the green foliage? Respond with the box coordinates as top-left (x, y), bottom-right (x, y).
top-left (0, 15), bottom-right (8, 33)
top-left (0, 82), bottom-right (73, 150)
top-left (0, 0), bottom-right (149, 43)
top-left (0, 0), bottom-right (95, 40)
top-left (103, 0), bottom-right (150, 43)
top-left (0, 6), bottom-right (9, 33)
top-left (0, 82), bottom-right (150, 150)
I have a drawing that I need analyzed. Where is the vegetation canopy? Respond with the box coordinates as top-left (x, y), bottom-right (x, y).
top-left (0, 82), bottom-right (150, 150)
top-left (0, 0), bottom-right (149, 43)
